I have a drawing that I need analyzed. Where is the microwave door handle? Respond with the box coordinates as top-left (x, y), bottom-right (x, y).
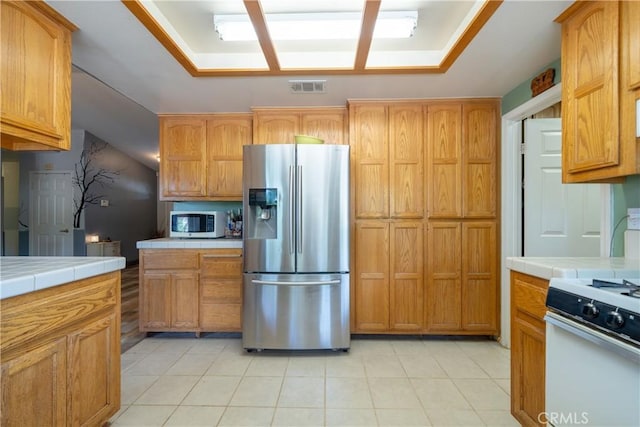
top-left (289, 165), bottom-right (295, 254)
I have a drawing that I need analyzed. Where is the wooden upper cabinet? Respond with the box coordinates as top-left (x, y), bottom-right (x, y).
top-left (463, 102), bottom-right (498, 218)
top-left (558, 1), bottom-right (640, 182)
top-left (626, 0), bottom-right (640, 90)
top-left (389, 105), bottom-right (425, 219)
top-left (300, 110), bottom-right (348, 145)
top-left (159, 114), bottom-right (250, 201)
top-left (206, 114), bottom-right (252, 199)
top-left (427, 104), bottom-right (463, 218)
top-left (350, 102), bottom-right (424, 219)
top-left (427, 101), bottom-right (498, 219)
top-left (252, 107), bottom-right (347, 145)
top-left (252, 111), bottom-right (299, 144)
top-left (159, 117), bottom-right (207, 199)
top-left (0, 1), bottom-right (75, 151)
top-left (351, 104), bottom-right (389, 218)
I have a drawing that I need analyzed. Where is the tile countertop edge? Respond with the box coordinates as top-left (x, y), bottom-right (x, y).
top-left (506, 257), bottom-right (640, 280)
top-left (137, 238), bottom-right (243, 249)
top-left (0, 257), bottom-right (126, 300)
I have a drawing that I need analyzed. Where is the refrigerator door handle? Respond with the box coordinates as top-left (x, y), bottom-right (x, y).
top-left (289, 165), bottom-right (295, 254)
top-left (251, 279), bottom-right (341, 286)
top-left (297, 165), bottom-right (302, 253)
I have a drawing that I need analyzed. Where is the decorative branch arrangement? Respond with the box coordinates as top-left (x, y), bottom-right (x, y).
top-left (72, 141), bottom-right (121, 228)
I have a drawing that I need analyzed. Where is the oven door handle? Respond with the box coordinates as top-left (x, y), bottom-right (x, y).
top-left (545, 312), bottom-right (640, 364)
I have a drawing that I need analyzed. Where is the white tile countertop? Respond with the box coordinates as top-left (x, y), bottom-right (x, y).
top-left (0, 256), bottom-right (126, 300)
top-left (136, 238), bottom-right (242, 249)
top-left (506, 257), bottom-right (640, 280)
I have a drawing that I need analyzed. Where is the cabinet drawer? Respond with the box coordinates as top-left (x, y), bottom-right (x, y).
top-left (200, 304), bottom-right (241, 330)
top-left (512, 273), bottom-right (549, 320)
top-left (201, 280), bottom-right (241, 304)
top-left (142, 251), bottom-right (199, 270)
top-left (200, 255), bottom-right (242, 277)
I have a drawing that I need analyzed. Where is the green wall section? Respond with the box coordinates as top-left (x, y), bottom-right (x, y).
top-left (501, 58), bottom-right (562, 114)
top-left (611, 175), bottom-right (640, 256)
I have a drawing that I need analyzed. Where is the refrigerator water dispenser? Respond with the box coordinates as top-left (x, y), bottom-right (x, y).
top-left (247, 188), bottom-right (278, 239)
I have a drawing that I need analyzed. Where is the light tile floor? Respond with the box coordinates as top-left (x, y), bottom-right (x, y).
top-left (110, 335), bottom-right (517, 426)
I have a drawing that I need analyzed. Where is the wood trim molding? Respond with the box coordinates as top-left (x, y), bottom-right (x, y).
top-left (122, 0), bottom-right (503, 77)
top-left (243, 0), bottom-right (280, 72)
top-left (439, 0), bottom-right (504, 72)
top-left (354, 0), bottom-right (381, 71)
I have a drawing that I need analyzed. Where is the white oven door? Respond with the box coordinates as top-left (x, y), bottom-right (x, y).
top-left (545, 311), bottom-right (640, 427)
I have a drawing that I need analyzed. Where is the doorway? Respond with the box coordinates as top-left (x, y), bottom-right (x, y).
top-left (523, 117), bottom-right (600, 256)
top-left (500, 84), bottom-right (612, 347)
top-left (29, 171), bottom-right (74, 255)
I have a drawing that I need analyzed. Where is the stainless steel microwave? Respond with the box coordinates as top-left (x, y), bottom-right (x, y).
top-left (169, 211), bottom-right (226, 238)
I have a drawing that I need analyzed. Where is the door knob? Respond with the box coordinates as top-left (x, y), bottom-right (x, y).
top-left (59, 228), bottom-right (69, 233)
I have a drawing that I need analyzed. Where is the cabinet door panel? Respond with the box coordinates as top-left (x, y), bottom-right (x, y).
top-left (67, 313), bottom-right (119, 427)
top-left (301, 111), bottom-right (347, 145)
top-left (389, 105), bottom-right (424, 218)
top-left (462, 222), bottom-right (497, 331)
top-left (1, 337), bottom-right (67, 427)
top-left (562, 1), bottom-right (619, 174)
top-left (253, 113), bottom-right (299, 144)
top-left (354, 221), bottom-right (390, 331)
top-left (172, 272), bottom-right (199, 328)
top-left (206, 116), bottom-right (250, 198)
top-left (427, 222), bottom-right (462, 330)
top-left (160, 118), bottom-right (206, 198)
top-left (627, 0), bottom-right (640, 89)
top-left (512, 317), bottom-right (546, 427)
top-left (463, 103), bottom-right (497, 217)
top-left (352, 105), bottom-right (389, 218)
top-left (0, 1), bottom-right (71, 150)
top-left (390, 222), bottom-right (423, 330)
top-left (427, 104), bottom-right (462, 218)
top-left (140, 273), bottom-right (172, 329)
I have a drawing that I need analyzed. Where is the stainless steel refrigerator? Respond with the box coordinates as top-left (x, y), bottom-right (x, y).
top-left (242, 144), bottom-right (350, 351)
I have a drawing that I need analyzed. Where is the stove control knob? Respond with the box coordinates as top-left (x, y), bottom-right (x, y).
top-left (605, 311), bottom-right (625, 329)
top-left (581, 302), bottom-right (599, 319)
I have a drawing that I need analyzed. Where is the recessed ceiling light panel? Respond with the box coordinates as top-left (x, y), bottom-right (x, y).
top-left (213, 11), bottom-right (418, 41)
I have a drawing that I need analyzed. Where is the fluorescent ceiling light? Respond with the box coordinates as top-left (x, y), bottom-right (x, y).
top-left (213, 11), bottom-right (418, 41)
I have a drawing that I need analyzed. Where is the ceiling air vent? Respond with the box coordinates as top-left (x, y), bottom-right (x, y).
top-left (289, 80), bottom-right (326, 94)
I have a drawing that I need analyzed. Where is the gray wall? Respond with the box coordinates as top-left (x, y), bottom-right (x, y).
top-left (82, 132), bottom-right (157, 262)
top-left (13, 130), bottom-right (157, 263)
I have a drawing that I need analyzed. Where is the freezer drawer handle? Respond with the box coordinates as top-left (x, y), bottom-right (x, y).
top-left (251, 279), bottom-right (341, 286)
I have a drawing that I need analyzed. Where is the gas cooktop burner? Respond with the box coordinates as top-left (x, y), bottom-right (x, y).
top-left (591, 279), bottom-right (640, 298)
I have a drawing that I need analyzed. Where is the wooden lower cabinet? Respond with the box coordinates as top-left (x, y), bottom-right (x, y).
top-left (353, 221), bottom-right (423, 332)
top-left (1, 271), bottom-right (121, 427)
top-left (200, 249), bottom-right (243, 331)
top-left (510, 271), bottom-right (549, 427)
top-left (139, 248), bottom-right (243, 333)
top-left (426, 221), bottom-right (498, 334)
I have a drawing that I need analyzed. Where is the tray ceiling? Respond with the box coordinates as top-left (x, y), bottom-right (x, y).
top-left (124, 0), bottom-right (502, 76)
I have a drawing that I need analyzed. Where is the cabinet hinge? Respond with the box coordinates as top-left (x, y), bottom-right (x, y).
top-left (520, 143), bottom-right (526, 155)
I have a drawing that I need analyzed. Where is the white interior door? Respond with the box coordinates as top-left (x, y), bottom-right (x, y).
top-left (524, 118), bottom-right (600, 256)
top-left (29, 171), bottom-right (74, 256)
